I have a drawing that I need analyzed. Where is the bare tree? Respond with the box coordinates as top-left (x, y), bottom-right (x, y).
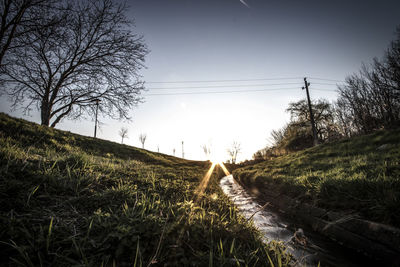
top-left (201, 143), bottom-right (211, 160)
top-left (270, 125), bottom-right (286, 146)
top-left (119, 127), bottom-right (128, 144)
top-left (139, 133), bottom-right (146, 149)
top-left (227, 141), bottom-right (241, 164)
top-left (2, 0), bottom-right (148, 127)
top-left (0, 0), bottom-right (53, 67)
top-left (337, 27), bottom-right (400, 134)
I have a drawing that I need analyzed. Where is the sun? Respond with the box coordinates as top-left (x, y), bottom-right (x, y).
top-left (209, 150), bottom-right (225, 165)
top-left (210, 157), bottom-right (223, 164)
top-left (209, 154), bottom-right (231, 177)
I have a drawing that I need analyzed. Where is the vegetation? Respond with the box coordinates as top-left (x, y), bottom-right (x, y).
top-left (254, 26), bottom-right (399, 161)
top-left (254, 99), bottom-right (338, 158)
top-left (235, 129), bottom-right (400, 227)
top-left (337, 27), bottom-right (400, 135)
top-left (0, 113), bottom-right (291, 266)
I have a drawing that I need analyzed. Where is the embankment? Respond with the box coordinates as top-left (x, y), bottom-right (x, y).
top-left (233, 129), bottom-right (400, 264)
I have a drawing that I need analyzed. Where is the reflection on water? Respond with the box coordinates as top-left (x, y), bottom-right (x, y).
top-left (220, 175), bottom-right (367, 267)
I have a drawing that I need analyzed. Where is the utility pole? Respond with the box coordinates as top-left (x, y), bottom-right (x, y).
top-left (181, 141), bottom-right (184, 159)
top-left (93, 99), bottom-right (101, 138)
top-left (302, 78), bottom-right (318, 146)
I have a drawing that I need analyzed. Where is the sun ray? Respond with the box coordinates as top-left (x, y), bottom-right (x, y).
top-left (218, 162), bottom-right (231, 176)
top-left (194, 162), bottom-right (216, 201)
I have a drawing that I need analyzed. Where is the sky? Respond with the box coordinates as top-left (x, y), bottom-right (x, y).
top-left (1, 0), bottom-right (399, 162)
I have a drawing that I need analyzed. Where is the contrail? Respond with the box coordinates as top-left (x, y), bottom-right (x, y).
top-left (239, 0), bottom-right (250, 8)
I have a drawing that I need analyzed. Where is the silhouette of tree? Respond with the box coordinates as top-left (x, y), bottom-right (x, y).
top-left (0, 0), bottom-right (55, 67)
top-left (337, 27), bottom-right (400, 133)
top-left (119, 127), bottom-right (128, 144)
top-left (139, 133), bottom-right (146, 149)
top-left (227, 141), bottom-right (241, 164)
top-left (287, 99), bottom-right (337, 142)
top-left (2, 0), bottom-right (148, 127)
top-left (201, 143), bottom-right (211, 160)
top-left (270, 125), bottom-right (286, 146)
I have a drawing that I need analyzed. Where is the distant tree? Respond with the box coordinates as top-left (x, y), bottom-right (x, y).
top-left (227, 141), bottom-right (241, 164)
top-left (252, 150), bottom-right (265, 161)
top-left (139, 133), bottom-right (146, 149)
top-left (263, 99), bottom-right (340, 154)
top-left (2, 0), bottom-right (148, 127)
top-left (201, 143), bottom-right (211, 160)
top-left (119, 127), bottom-right (128, 144)
top-left (270, 125), bottom-right (286, 145)
top-left (287, 99), bottom-right (337, 142)
top-left (333, 98), bottom-right (358, 137)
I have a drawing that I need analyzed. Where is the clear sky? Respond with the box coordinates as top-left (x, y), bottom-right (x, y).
top-left (1, 0), bottom-right (399, 162)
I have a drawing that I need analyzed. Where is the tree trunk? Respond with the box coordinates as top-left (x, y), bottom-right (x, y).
top-left (40, 101), bottom-right (51, 126)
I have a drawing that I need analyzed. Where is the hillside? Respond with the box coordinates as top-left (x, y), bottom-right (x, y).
top-left (233, 129), bottom-right (400, 227)
top-left (0, 113), bottom-right (290, 266)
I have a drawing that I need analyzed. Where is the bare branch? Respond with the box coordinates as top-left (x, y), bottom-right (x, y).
top-left (3, 0), bottom-right (148, 127)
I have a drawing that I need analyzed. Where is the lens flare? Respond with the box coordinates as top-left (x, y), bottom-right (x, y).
top-left (194, 160), bottom-right (231, 201)
top-left (194, 162), bottom-right (216, 200)
top-left (218, 162), bottom-right (231, 176)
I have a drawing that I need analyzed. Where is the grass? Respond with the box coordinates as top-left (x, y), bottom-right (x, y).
top-left (233, 129), bottom-right (400, 227)
top-left (0, 113), bottom-right (291, 266)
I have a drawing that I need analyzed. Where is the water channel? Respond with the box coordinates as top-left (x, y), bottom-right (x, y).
top-left (220, 175), bottom-right (375, 267)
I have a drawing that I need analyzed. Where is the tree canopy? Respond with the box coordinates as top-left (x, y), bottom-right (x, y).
top-left (2, 0), bottom-right (148, 127)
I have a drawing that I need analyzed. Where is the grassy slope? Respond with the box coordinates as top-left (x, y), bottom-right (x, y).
top-left (0, 113), bottom-right (290, 266)
top-left (233, 130), bottom-right (400, 227)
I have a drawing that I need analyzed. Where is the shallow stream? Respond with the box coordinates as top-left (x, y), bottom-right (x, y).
top-left (220, 175), bottom-right (373, 267)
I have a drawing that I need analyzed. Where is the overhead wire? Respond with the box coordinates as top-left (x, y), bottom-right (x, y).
top-left (144, 88), bottom-right (337, 96)
top-left (145, 77), bottom-right (304, 84)
top-left (145, 77), bottom-right (346, 84)
top-left (142, 76), bottom-right (341, 96)
top-left (308, 77), bottom-right (345, 83)
top-left (146, 82), bottom-right (302, 90)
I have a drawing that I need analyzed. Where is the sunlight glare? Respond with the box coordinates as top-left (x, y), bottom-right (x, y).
top-left (209, 149), bottom-right (225, 165)
top-left (194, 162), bottom-right (216, 201)
top-left (218, 161), bottom-right (231, 176)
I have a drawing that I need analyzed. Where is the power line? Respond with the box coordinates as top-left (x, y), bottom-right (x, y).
top-left (312, 82), bottom-right (341, 86)
top-left (144, 87), bottom-right (336, 96)
top-left (145, 77), bottom-right (304, 84)
top-left (146, 82), bottom-right (302, 90)
top-left (309, 77), bottom-right (345, 83)
top-left (145, 76), bottom-right (345, 84)
top-left (146, 88), bottom-right (298, 96)
top-left (313, 89), bottom-right (338, 92)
